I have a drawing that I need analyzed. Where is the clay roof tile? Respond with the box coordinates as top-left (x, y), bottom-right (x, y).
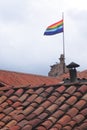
top-left (0, 70), bottom-right (87, 130)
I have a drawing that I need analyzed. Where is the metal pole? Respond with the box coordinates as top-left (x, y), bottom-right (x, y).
top-left (62, 12), bottom-right (65, 73)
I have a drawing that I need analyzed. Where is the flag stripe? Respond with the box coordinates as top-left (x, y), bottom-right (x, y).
top-left (47, 20), bottom-right (63, 29)
top-left (44, 27), bottom-right (63, 35)
top-left (44, 19), bottom-right (63, 35)
top-left (47, 23), bottom-right (63, 30)
top-left (45, 25), bottom-right (63, 32)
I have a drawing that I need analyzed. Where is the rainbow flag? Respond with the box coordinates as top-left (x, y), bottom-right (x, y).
top-left (44, 19), bottom-right (63, 35)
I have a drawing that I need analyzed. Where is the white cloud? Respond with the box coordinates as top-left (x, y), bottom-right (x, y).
top-left (0, 0), bottom-right (87, 75)
top-left (64, 0), bottom-right (87, 11)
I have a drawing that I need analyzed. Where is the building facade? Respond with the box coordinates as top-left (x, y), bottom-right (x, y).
top-left (48, 54), bottom-right (68, 77)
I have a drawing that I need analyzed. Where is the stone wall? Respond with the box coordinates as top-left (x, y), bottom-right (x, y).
top-left (48, 54), bottom-right (68, 77)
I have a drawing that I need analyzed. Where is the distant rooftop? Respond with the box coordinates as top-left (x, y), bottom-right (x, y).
top-left (0, 70), bottom-right (60, 88)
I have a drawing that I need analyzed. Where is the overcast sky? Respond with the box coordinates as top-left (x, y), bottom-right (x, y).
top-left (0, 0), bottom-right (87, 76)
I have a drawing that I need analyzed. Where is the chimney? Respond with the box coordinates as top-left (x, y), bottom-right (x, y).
top-left (67, 62), bottom-right (80, 82)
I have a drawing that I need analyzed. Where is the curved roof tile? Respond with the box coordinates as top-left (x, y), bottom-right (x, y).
top-left (0, 70), bottom-right (87, 129)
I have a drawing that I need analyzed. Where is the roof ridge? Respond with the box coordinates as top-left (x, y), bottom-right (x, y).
top-left (0, 69), bottom-right (59, 79)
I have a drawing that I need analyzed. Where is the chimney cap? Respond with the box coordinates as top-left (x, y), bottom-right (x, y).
top-left (67, 62), bottom-right (80, 69)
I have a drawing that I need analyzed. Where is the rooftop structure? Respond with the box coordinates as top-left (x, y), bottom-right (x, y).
top-left (48, 54), bottom-right (68, 77)
top-left (0, 64), bottom-right (87, 130)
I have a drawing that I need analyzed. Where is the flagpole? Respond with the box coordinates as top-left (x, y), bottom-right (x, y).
top-left (62, 12), bottom-right (65, 73)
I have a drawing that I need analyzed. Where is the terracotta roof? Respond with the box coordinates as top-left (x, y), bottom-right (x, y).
top-left (57, 70), bottom-right (87, 80)
top-left (0, 78), bottom-right (87, 129)
top-left (0, 69), bottom-right (87, 130)
top-left (0, 70), bottom-right (60, 88)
